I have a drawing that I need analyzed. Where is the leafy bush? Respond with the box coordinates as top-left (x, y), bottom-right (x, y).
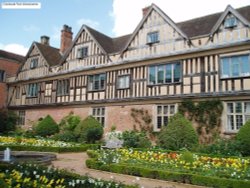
top-left (74, 116), bottom-right (103, 143)
top-left (236, 120), bottom-right (250, 156)
top-left (198, 138), bottom-right (242, 156)
top-left (157, 113), bottom-right (199, 151)
top-left (122, 130), bottom-right (151, 148)
top-left (59, 112), bottom-right (81, 131)
top-left (179, 150), bottom-right (195, 164)
top-left (34, 115), bottom-right (59, 137)
top-left (0, 109), bottom-right (17, 134)
top-left (52, 131), bottom-right (77, 142)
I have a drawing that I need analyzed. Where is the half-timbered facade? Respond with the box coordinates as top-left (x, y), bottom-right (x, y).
top-left (7, 4), bottom-right (250, 135)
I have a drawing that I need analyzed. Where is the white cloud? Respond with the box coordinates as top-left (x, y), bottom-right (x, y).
top-left (76, 18), bottom-right (100, 29)
top-left (52, 26), bottom-right (61, 41)
top-left (0, 43), bottom-right (28, 56)
top-left (111, 0), bottom-right (250, 36)
top-left (23, 25), bottom-right (40, 32)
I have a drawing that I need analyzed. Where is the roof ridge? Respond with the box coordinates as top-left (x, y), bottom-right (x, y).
top-left (177, 4), bottom-right (250, 25)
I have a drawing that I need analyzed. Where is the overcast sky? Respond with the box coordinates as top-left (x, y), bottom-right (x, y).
top-left (0, 0), bottom-right (249, 56)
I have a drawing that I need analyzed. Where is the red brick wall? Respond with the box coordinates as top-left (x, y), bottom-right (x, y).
top-left (24, 104), bottom-right (154, 133)
top-left (0, 58), bottom-right (21, 108)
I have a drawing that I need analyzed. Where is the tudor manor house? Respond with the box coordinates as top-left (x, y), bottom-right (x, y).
top-left (6, 4), bottom-right (250, 135)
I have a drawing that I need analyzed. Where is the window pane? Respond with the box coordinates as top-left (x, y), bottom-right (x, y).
top-left (100, 74), bottom-right (105, 89)
top-left (227, 115), bottom-right (234, 130)
top-left (163, 106), bottom-right (168, 114)
top-left (221, 57), bottom-right (230, 78)
top-left (165, 64), bottom-right (172, 83)
top-left (157, 116), bottom-right (162, 129)
top-left (157, 66), bottom-right (164, 84)
top-left (170, 105), bottom-right (175, 114)
top-left (93, 108), bottom-right (96, 115)
top-left (227, 103), bottom-right (234, 113)
top-left (101, 108), bottom-right (105, 115)
top-left (157, 106), bottom-right (162, 115)
top-left (149, 66), bottom-right (156, 84)
top-left (235, 102), bottom-right (242, 113)
top-left (244, 102), bottom-right (250, 113)
top-left (163, 116), bottom-right (168, 126)
top-left (240, 55), bottom-right (250, 76)
top-left (245, 115), bottom-right (250, 122)
top-left (232, 57), bottom-right (240, 77)
top-left (236, 115), bottom-right (243, 130)
top-left (147, 32), bottom-right (159, 43)
top-left (88, 76), bottom-right (93, 90)
top-left (174, 63), bottom-right (181, 82)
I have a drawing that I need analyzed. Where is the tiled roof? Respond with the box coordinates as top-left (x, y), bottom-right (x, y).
top-left (35, 43), bottom-right (62, 66)
top-left (86, 26), bottom-right (132, 54)
top-left (85, 5), bottom-right (250, 54)
top-left (177, 5), bottom-right (250, 38)
top-left (0, 50), bottom-right (25, 63)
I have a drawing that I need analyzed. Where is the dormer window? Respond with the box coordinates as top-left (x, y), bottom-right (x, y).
top-left (224, 17), bottom-right (237, 28)
top-left (30, 58), bottom-right (38, 69)
top-left (77, 47), bottom-right (88, 59)
top-left (147, 31), bottom-right (159, 44)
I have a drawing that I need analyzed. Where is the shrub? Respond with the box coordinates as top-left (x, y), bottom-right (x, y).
top-left (122, 130), bottom-right (151, 148)
top-left (34, 115), bottom-right (59, 137)
top-left (75, 116), bottom-right (103, 143)
top-left (198, 138), bottom-right (242, 156)
top-left (236, 120), bottom-right (250, 156)
top-left (179, 150), bottom-right (195, 164)
top-left (52, 131), bottom-right (77, 142)
top-left (59, 112), bottom-right (81, 131)
top-left (157, 113), bottom-right (198, 151)
top-left (0, 109), bottom-right (17, 134)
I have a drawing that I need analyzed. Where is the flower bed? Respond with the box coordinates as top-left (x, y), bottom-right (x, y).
top-left (0, 163), bottom-right (136, 188)
top-left (86, 149), bottom-right (250, 188)
top-left (0, 136), bottom-right (99, 152)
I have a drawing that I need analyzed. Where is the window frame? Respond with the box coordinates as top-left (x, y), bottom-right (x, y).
top-left (77, 47), bottom-right (88, 59)
top-left (27, 83), bottom-right (38, 98)
top-left (148, 62), bottom-right (181, 85)
top-left (226, 101), bottom-right (250, 132)
top-left (45, 82), bottom-right (53, 97)
top-left (147, 31), bottom-right (159, 44)
top-left (88, 73), bottom-right (106, 91)
top-left (224, 16), bottom-right (237, 28)
top-left (92, 107), bottom-right (105, 126)
top-left (16, 86), bottom-right (20, 99)
top-left (17, 110), bottom-right (25, 126)
top-left (155, 104), bottom-right (177, 131)
top-left (57, 79), bottom-right (69, 96)
top-left (0, 70), bottom-right (5, 82)
top-left (220, 54), bottom-right (250, 79)
top-left (117, 74), bottom-right (130, 90)
top-left (30, 58), bottom-right (38, 69)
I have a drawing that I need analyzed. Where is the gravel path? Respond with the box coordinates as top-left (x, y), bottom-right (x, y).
top-left (51, 152), bottom-right (206, 188)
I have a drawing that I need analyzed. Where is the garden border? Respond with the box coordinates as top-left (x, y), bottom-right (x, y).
top-left (86, 151), bottom-right (250, 188)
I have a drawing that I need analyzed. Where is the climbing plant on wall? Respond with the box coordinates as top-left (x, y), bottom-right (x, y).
top-left (130, 108), bottom-right (154, 139)
top-left (179, 99), bottom-right (223, 144)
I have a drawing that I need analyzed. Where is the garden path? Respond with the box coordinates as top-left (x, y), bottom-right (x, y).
top-left (52, 152), bottom-right (206, 188)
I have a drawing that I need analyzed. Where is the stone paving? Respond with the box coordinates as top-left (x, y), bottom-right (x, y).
top-left (51, 152), bottom-right (206, 188)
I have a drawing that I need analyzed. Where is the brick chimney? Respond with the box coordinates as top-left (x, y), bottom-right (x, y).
top-left (60, 24), bottom-right (73, 54)
top-left (40, 35), bottom-right (50, 45)
top-left (142, 6), bottom-right (151, 17)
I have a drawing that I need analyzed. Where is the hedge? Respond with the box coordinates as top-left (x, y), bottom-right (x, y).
top-left (86, 158), bottom-right (250, 188)
top-left (0, 144), bottom-right (100, 153)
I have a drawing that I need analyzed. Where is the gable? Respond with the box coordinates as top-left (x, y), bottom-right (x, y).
top-left (121, 5), bottom-right (190, 60)
top-left (17, 44), bottom-right (50, 80)
top-left (62, 26), bottom-right (111, 71)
